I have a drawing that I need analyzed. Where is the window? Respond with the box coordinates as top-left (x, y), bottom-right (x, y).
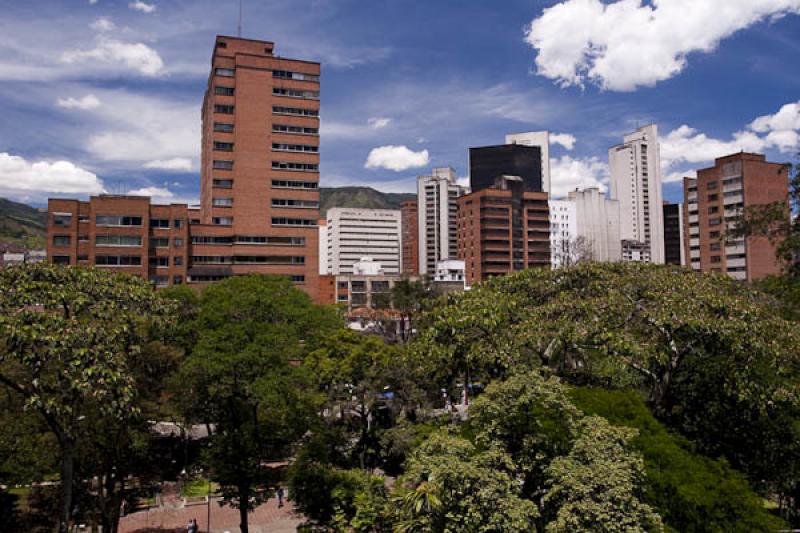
top-left (214, 104), bottom-right (234, 114)
top-left (271, 161), bottom-right (318, 172)
top-left (709, 218), bottom-right (721, 226)
top-left (271, 198), bottom-right (319, 209)
top-left (213, 197), bottom-right (233, 207)
top-left (273, 124), bottom-right (318, 135)
top-left (710, 242), bottom-right (721, 251)
top-left (272, 87), bottom-right (319, 99)
top-left (192, 235), bottom-right (234, 245)
top-left (235, 235), bottom-right (305, 245)
top-left (707, 181), bottom-right (718, 190)
top-left (149, 256), bottom-right (169, 267)
top-left (272, 217), bottom-right (316, 226)
top-left (173, 238), bottom-right (183, 247)
top-left (272, 106), bottom-right (318, 117)
top-left (213, 217), bottom-right (233, 226)
top-left (192, 256), bottom-right (234, 264)
top-left (96, 215), bottom-right (143, 227)
top-left (214, 122), bottom-right (234, 133)
top-left (272, 70), bottom-right (319, 82)
top-left (173, 256), bottom-right (183, 266)
top-left (149, 275), bottom-right (168, 288)
top-left (214, 141), bottom-right (234, 151)
top-left (78, 234), bottom-right (89, 242)
top-left (213, 160), bottom-right (234, 170)
top-left (53, 213), bottom-right (73, 226)
top-left (215, 86), bottom-right (235, 96)
top-left (232, 255), bottom-right (305, 265)
top-left (290, 275), bottom-right (305, 283)
top-left (709, 231), bottom-right (720, 238)
top-left (96, 234), bottom-right (142, 246)
top-left (215, 67), bottom-right (234, 77)
top-left (271, 179), bottom-right (318, 189)
top-left (272, 143), bottom-right (318, 153)
top-left (150, 219), bottom-right (170, 229)
top-left (708, 206), bottom-right (719, 214)
top-left (707, 194), bottom-right (718, 202)
top-left (53, 235), bottom-right (71, 246)
top-left (78, 215), bottom-right (89, 223)
top-left (173, 275), bottom-right (183, 285)
top-left (52, 255), bottom-right (71, 265)
top-left (151, 237), bottom-right (169, 248)
top-left (213, 179), bottom-right (233, 188)
top-left (77, 255), bottom-right (88, 262)
top-left (337, 281), bottom-right (348, 289)
top-left (351, 281), bottom-right (366, 292)
top-left (174, 219), bottom-right (183, 229)
top-left (95, 255), bottom-right (141, 266)
top-left (216, 41), bottom-right (227, 48)
top-left (711, 256), bottom-right (721, 263)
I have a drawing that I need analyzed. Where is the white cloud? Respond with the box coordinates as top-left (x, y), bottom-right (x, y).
top-left (56, 94), bottom-right (101, 110)
top-left (89, 0), bottom-right (99, 4)
top-left (90, 17), bottom-right (115, 32)
top-left (129, 1), bottom-right (156, 14)
top-left (364, 145), bottom-right (430, 172)
top-left (550, 155), bottom-right (608, 198)
top-left (84, 90), bottom-right (199, 167)
top-left (368, 117), bottom-right (391, 129)
top-left (0, 152), bottom-right (105, 202)
top-left (62, 38), bottom-right (164, 76)
top-left (143, 158), bottom-right (193, 171)
top-left (550, 132), bottom-right (576, 150)
top-left (750, 101), bottom-right (800, 133)
top-left (126, 186), bottom-right (196, 205)
top-left (526, 0), bottom-right (800, 91)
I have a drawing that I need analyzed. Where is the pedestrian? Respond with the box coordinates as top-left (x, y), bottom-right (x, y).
top-left (187, 518), bottom-right (198, 533)
top-left (276, 486), bottom-right (285, 508)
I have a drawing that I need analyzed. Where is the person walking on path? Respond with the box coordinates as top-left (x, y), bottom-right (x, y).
top-left (187, 518), bottom-right (198, 533)
top-left (276, 487), bottom-right (285, 508)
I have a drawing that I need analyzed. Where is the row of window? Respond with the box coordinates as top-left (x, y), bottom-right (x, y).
top-left (150, 275), bottom-right (184, 287)
top-left (212, 197), bottom-right (233, 207)
top-left (272, 217), bottom-right (317, 226)
top-left (272, 143), bottom-right (318, 153)
top-left (273, 106), bottom-right (318, 117)
top-left (273, 124), bottom-right (318, 135)
top-left (272, 87), bottom-right (319, 100)
top-left (272, 198), bottom-right (319, 209)
top-left (149, 256), bottom-right (183, 267)
top-left (214, 104), bottom-right (234, 114)
top-left (214, 160), bottom-right (320, 172)
top-left (214, 68), bottom-right (319, 83)
top-left (191, 235), bottom-right (305, 246)
top-left (192, 255), bottom-right (305, 264)
top-left (214, 141), bottom-right (234, 152)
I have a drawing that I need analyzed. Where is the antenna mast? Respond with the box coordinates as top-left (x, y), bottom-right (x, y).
top-left (237, 0), bottom-right (243, 37)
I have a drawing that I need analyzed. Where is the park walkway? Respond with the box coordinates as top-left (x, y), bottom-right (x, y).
top-left (118, 497), bottom-right (303, 533)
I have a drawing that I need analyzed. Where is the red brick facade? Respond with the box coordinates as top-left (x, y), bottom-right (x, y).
top-left (400, 199), bottom-right (419, 276)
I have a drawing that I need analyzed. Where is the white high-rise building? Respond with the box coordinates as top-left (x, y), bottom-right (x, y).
top-left (417, 167), bottom-right (467, 275)
top-left (568, 188), bottom-right (621, 263)
top-left (549, 200), bottom-right (577, 267)
top-left (326, 208), bottom-right (402, 275)
top-left (505, 131), bottom-right (551, 194)
top-left (608, 124), bottom-right (664, 264)
top-left (318, 218), bottom-right (329, 275)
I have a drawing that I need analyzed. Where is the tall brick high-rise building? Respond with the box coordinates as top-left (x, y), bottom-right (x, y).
top-left (400, 199), bottom-right (419, 276)
top-left (683, 152), bottom-right (788, 281)
top-left (47, 36), bottom-right (322, 299)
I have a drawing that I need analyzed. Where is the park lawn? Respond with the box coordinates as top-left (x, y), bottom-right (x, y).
top-left (182, 479), bottom-right (220, 498)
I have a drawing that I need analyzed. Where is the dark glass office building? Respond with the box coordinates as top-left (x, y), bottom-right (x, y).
top-left (662, 202), bottom-right (683, 266)
top-left (469, 144), bottom-right (543, 193)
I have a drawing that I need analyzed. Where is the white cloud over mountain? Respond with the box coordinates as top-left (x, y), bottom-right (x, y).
top-left (526, 0), bottom-right (800, 91)
top-left (0, 152), bottom-right (105, 202)
top-left (365, 145), bottom-right (430, 172)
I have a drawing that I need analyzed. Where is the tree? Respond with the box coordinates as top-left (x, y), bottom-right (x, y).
top-left (392, 277), bottom-right (433, 342)
top-left (552, 235), bottom-right (594, 268)
top-left (543, 416), bottom-right (663, 532)
top-left (391, 431), bottom-right (539, 532)
top-left (304, 330), bottom-right (404, 469)
top-left (0, 263), bottom-right (171, 533)
top-left (181, 275), bottom-right (340, 533)
top-left (734, 156), bottom-right (798, 276)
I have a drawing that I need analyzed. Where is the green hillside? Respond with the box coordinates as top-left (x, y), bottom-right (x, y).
top-left (319, 187), bottom-right (415, 216)
top-left (0, 198), bottom-right (47, 249)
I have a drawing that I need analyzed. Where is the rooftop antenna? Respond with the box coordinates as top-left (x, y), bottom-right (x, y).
top-left (237, 0), bottom-right (243, 37)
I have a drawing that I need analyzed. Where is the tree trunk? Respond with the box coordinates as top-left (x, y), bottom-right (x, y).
top-left (59, 442), bottom-right (75, 533)
top-left (238, 485), bottom-right (250, 533)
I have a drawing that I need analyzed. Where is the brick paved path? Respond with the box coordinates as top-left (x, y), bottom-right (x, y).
top-left (119, 497), bottom-right (303, 533)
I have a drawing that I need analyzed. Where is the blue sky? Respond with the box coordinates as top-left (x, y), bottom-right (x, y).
top-left (0, 0), bottom-right (799, 206)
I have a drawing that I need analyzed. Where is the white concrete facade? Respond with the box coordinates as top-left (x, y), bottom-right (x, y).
top-left (417, 167), bottom-right (467, 275)
top-left (608, 124), bottom-right (665, 264)
top-left (568, 188), bottom-right (622, 263)
top-left (326, 207), bottom-right (402, 275)
top-left (549, 200), bottom-right (577, 267)
top-left (433, 259), bottom-right (465, 283)
top-left (318, 219), bottom-right (329, 275)
top-left (505, 131), bottom-right (551, 194)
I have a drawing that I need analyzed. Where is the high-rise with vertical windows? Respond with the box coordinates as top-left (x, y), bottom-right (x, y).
top-left (608, 124), bottom-right (665, 264)
top-left (47, 36), bottom-right (323, 299)
top-left (662, 202), bottom-right (685, 266)
top-left (417, 168), bottom-right (467, 275)
top-left (325, 208), bottom-right (402, 275)
top-left (683, 152), bottom-right (787, 281)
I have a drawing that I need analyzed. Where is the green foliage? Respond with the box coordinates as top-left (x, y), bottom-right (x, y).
top-left (543, 416), bottom-right (663, 532)
top-left (470, 370), bottom-right (580, 498)
top-left (571, 387), bottom-right (786, 532)
top-left (392, 431), bottom-right (539, 532)
top-left (755, 274), bottom-right (800, 321)
top-left (181, 275), bottom-right (339, 531)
